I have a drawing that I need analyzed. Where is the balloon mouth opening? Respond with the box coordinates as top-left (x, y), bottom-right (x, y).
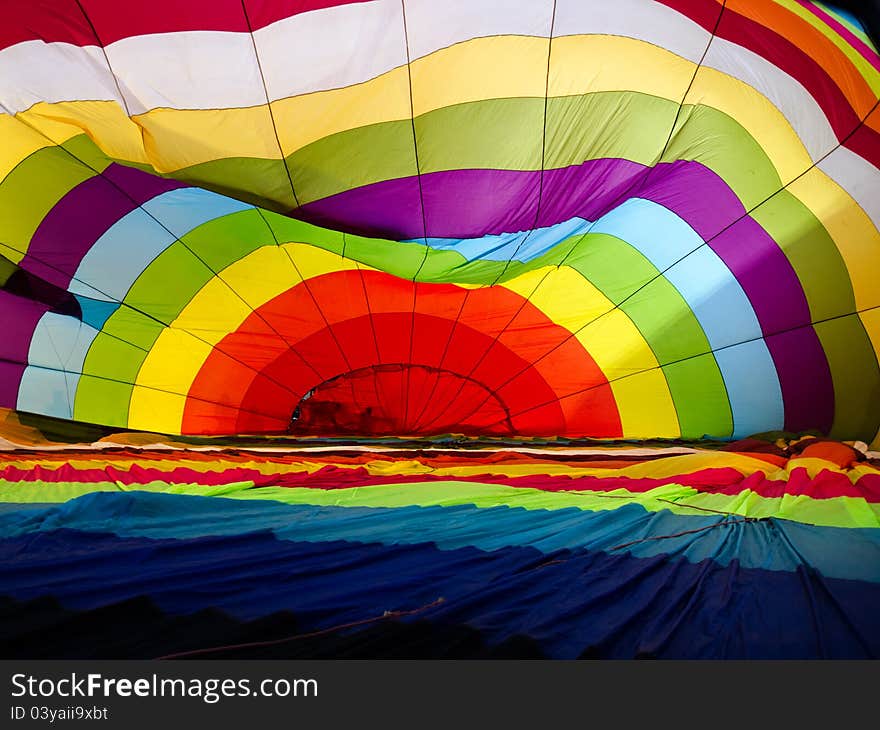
top-left (286, 363), bottom-right (516, 437)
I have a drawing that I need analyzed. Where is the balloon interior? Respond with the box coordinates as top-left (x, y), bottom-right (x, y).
top-left (1, 0), bottom-right (879, 658)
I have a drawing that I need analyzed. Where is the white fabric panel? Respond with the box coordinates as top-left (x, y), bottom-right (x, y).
top-left (553, 0), bottom-right (709, 63)
top-left (404, 0), bottom-right (553, 59)
top-left (105, 31), bottom-right (266, 114)
top-left (254, 0), bottom-right (407, 101)
top-left (703, 37), bottom-right (838, 162)
top-left (819, 145), bottom-right (880, 229)
top-left (0, 41), bottom-right (123, 114)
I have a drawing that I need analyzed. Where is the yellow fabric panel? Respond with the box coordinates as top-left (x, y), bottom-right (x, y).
top-left (129, 331), bottom-right (213, 433)
top-left (500, 266), bottom-right (679, 438)
top-left (133, 106), bottom-right (284, 172)
top-left (171, 276), bottom-right (254, 346)
top-left (0, 113), bottom-right (78, 183)
top-left (687, 65), bottom-right (813, 183)
top-left (20, 101), bottom-right (150, 167)
top-left (273, 66), bottom-right (411, 156)
top-left (787, 166), bottom-right (880, 311)
top-left (218, 245), bottom-right (305, 309)
top-left (501, 266), bottom-right (609, 323)
top-left (411, 35), bottom-right (549, 116)
top-left (286, 243), bottom-right (371, 281)
top-left (548, 34), bottom-right (693, 100)
top-left (420, 450), bottom-right (776, 479)
top-left (604, 369), bottom-right (681, 438)
top-left (576, 313), bottom-right (680, 438)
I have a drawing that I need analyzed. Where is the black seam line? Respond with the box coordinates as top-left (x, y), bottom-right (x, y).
top-left (41, 319), bottom-right (73, 417)
top-left (240, 0), bottom-right (301, 211)
top-left (73, 1), bottom-right (151, 164)
top-left (490, 0), bottom-right (559, 284)
top-left (413, 0), bottom-right (556, 430)
top-left (253, 208), bottom-right (370, 417)
top-left (340, 234), bottom-right (384, 413)
top-left (0, 357), bottom-right (294, 426)
top-left (7, 117), bottom-right (312, 406)
top-left (72, 1), bottom-right (129, 117)
top-left (400, 0), bottom-right (431, 431)
top-left (500, 0), bottom-right (728, 439)
top-left (410, 0), bottom-right (556, 428)
top-left (442, 85), bottom-right (880, 437)
top-left (475, 301), bottom-right (880, 434)
top-left (351, 259), bottom-right (390, 425)
top-left (404, 288), bottom-right (471, 432)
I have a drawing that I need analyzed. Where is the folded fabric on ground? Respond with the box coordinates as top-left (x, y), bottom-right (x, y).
top-left (1, 438), bottom-right (878, 658)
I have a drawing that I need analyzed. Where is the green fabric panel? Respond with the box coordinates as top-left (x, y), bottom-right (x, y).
top-left (0, 256), bottom-right (16, 286)
top-left (544, 92), bottom-right (677, 168)
top-left (662, 354), bottom-right (733, 439)
top-left (289, 119), bottom-right (417, 205)
top-left (122, 241), bottom-right (213, 324)
top-left (621, 280), bottom-right (714, 363)
top-left (99, 305), bottom-right (165, 351)
top-left (181, 208), bottom-right (278, 271)
top-left (343, 235), bottom-right (436, 280)
top-left (565, 233), bottom-right (657, 304)
top-left (663, 103), bottom-right (783, 211)
top-left (73, 374), bottom-right (136, 428)
top-left (751, 189), bottom-right (856, 321)
top-left (166, 157), bottom-right (296, 212)
top-left (416, 97), bottom-right (544, 173)
top-left (0, 479), bottom-right (876, 529)
top-left (76, 307), bottom-right (168, 424)
top-left (814, 315), bottom-right (880, 441)
top-left (78, 329), bottom-right (147, 383)
top-left (60, 134), bottom-right (114, 173)
top-left (264, 211), bottom-right (345, 252)
top-left (0, 147), bottom-right (95, 257)
top-left (492, 237), bottom-right (583, 283)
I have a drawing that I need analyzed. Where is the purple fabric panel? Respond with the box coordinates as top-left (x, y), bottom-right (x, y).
top-left (21, 164), bottom-right (184, 289)
top-left (293, 159), bottom-right (647, 239)
top-left (0, 290), bottom-right (50, 407)
top-left (638, 161), bottom-right (832, 433)
top-left (765, 328), bottom-right (834, 434)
